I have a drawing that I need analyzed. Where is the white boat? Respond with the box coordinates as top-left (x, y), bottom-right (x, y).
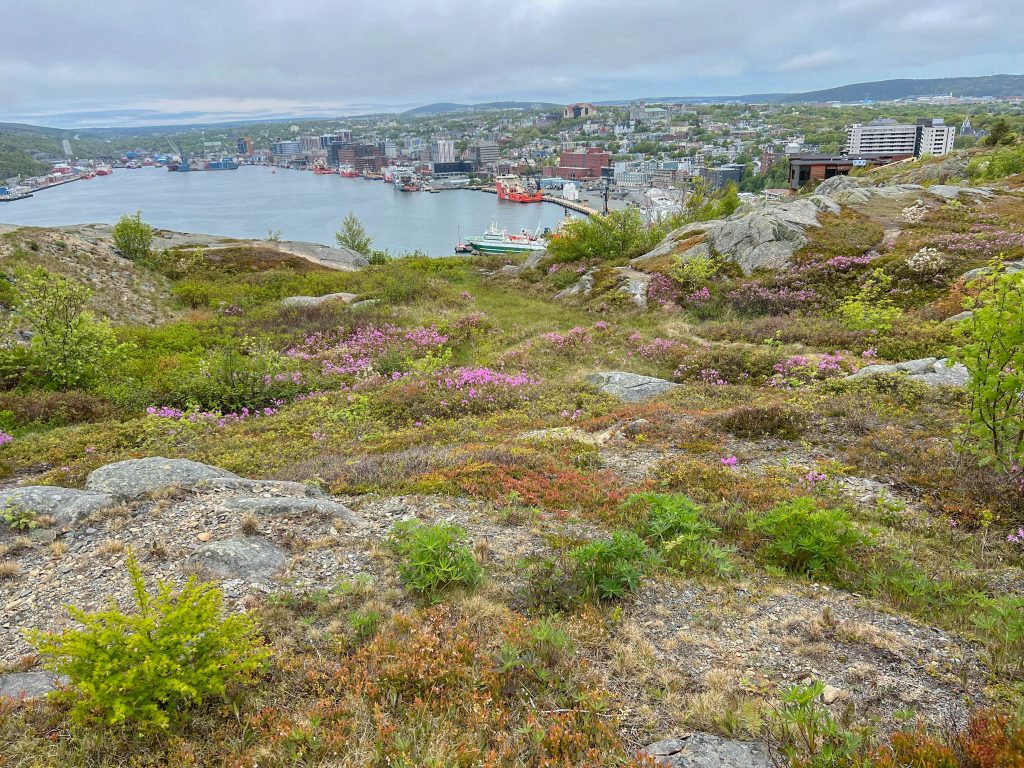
top-left (464, 220), bottom-right (548, 254)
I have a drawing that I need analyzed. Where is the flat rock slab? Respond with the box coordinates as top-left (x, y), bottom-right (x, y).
top-left (585, 371), bottom-right (677, 402)
top-left (86, 457), bottom-right (239, 499)
top-left (518, 426), bottom-right (612, 446)
top-left (0, 671), bottom-right (68, 701)
top-left (280, 292), bottom-right (358, 308)
top-left (218, 496), bottom-right (363, 527)
top-left (0, 486), bottom-right (115, 527)
top-left (195, 477), bottom-right (323, 498)
top-left (644, 734), bottom-right (772, 768)
top-left (190, 537), bottom-right (285, 582)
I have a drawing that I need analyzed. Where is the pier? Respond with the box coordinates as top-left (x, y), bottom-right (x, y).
top-left (475, 186), bottom-right (597, 216)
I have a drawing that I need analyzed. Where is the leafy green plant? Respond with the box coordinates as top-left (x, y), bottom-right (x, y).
top-left (951, 266), bottom-right (1024, 469)
top-left (112, 211), bottom-right (153, 260)
top-left (569, 531), bottom-right (653, 601)
top-left (546, 208), bottom-right (664, 264)
top-left (837, 268), bottom-right (901, 333)
top-left (971, 595), bottom-right (1024, 679)
top-left (769, 681), bottom-right (863, 768)
top-left (29, 553), bottom-right (267, 730)
top-left (6, 268), bottom-right (127, 390)
top-left (668, 253), bottom-right (718, 292)
top-left (346, 608), bottom-right (382, 644)
top-left (1, 503), bottom-right (37, 531)
top-left (631, 492), bottom-right (735, 577)
top-left (387, 520), bottom-right (483, 599)
top-left (751, 497), bottom-right (866, 578)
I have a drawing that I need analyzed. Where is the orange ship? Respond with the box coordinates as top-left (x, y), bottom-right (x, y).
top-left (495, 174), bottom-right (543, 203)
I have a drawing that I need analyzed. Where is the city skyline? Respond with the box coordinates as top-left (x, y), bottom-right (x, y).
top-left (3, 0), bottom-right (1024, 128)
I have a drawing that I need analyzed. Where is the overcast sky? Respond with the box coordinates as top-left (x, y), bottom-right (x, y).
top-left (2, 0), bottom-right (1022, 128)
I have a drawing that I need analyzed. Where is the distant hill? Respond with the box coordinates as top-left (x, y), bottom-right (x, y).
top-left (738, 74), bottom-right (1024, 104)
top-left (594, 74), bottom-right (1024, 106)
top-left (403, 101), bottom-right (561, 116)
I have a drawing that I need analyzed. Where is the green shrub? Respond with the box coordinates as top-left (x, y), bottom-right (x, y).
top-left (968, 144), bottom-right (1024, 180)
top-left (546, 208), bottom-right (664, 264)
top-left (335, 211), bottom-right (373, 256)
top-left (30, 553), bottom-right (267, 730)
top-left (569, 530), bottom-right (653, 601)
top-left (633, 493), bottom-right (735, 577)
top-left (2, 503), bottom-right (37, 531)
top-left (951, 267), bottom-right (1024, 469)
top-left (112, 211), bottom-right (153, 260)
top-left (387, 520), bottom-right (483, 599)
top-left (769, 680), bottom-right (863, 766)
top-left (751, 497), bottom-right (866, 578)
top-left (519, 553), bottom-right (579, 613)
top-left (837, 268), bottom-right (901, 332)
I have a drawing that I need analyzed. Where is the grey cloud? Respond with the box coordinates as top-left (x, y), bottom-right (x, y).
top-left (1, 0), bottom-right (1021, 126)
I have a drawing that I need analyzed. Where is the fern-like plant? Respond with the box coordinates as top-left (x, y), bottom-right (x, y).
top-left (29, 553), bottom-right (267, 730)
top-left (751, 497), bottom-right (866, 579)
top-left (387, 520), bottom-right (483, 599)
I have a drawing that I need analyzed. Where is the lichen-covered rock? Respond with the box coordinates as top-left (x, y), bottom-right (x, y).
top-left (86, 457), bottom-right (239, 499)
top-left (635, 196), bottom-right (838, 275)
top-left (194, 478), bottom-right (324, 497)
top-left (217, 496), bottom-right (364, 526)
top-left (643, 734), bottom-right (772, 768)
top-left (0, 486), bottom-right (115, 527)
top-left (962, 260), bottom-right (1024, 281)
top-left (847, 357), bottom-right (969, 387)
top-left (190, 537), bottom-right (286, 582)
top-left (280, 292), bottom-right (357, 308)
top-left (553, 272), bottom-right (594, 299)
top-left (585, 371), bottom-right (676, 402)
top-left (615, 267), bottom-right (651, 308)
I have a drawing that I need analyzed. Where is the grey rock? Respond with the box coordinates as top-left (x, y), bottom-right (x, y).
top-left (585, 371), bottom-right (677, 402)
top-left (635, 195), bottom-right (839, 275)
top-left (195, 477), bottom-right (324, 497)
top-left (945, 310), bottom-right (974, 323)
top-left (350, 298), bottom-right (380, 308)
top-left (0, 671), bottom-right (68, 701)
top-left (190, 537), bottom-right (285, 582)
top-left (847, 357), bottom-right (969, 387)
top-left (926, 184), bottom-right (992, 201)
top-left (624, 418), bottom-right (651, 436)
top-left (615, 267), bottom-right (651, 308)
top-left (521, 250), bottom-right (546, 270)
top-left (280, 292), bottom-right (358, 308)
top-left (962, 260), bottom-right (1024, 281)
top-left (0, 486), bottom-right (115, 527)
top-left (218, 496), bottom-right (363, 527)
top-left (86, 457), bottom-right (239, 500)
top-left (644, 733), bottom-right (772, 768)
top-left (554, 272), bottom-right (595, 299)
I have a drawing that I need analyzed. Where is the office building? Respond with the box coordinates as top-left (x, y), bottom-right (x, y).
top-left (270, 140), bottom-right (301, 158)
top-left (846, 118), bottom-right (955, 157)
top-left (555, 147), bottom-right (610, 180)
top-left (236, 136), bottom-right (254, 155)
top-left (472, 140), bottom-right (500, 168)
top-left (433, 139), bottom-right (456, 164)
top-left (563, 103), bottom-right (597, 120)
top-left (701, 163), bottom-right (744, 190)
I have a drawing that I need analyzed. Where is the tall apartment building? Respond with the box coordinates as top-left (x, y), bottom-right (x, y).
top-left (846, 118), bottom-right (955, 157)
top-left (270, 140), bottom-right (301, 158)
top-left (298, 135), bottom-right (321, 153)
top-left (432, 139), bottom-right (456, 164)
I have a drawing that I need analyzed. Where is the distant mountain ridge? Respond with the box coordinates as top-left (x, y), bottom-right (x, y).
top-left (403, 101), bottom-right (561, 116)
top-left (594, 74), bottom-right (1024, 106)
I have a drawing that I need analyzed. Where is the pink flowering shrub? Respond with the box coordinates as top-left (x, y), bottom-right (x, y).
top-left (377, 366), bottom-right (541, 422)
top-left (647, 273), bottom-right (682, 307)
top-left (146, 404), bottom-right (283, 428)
top-left (540, 326), bottom-right (592, 350)
top-left (766, 351), bottom-right (854, 388)
top-left (727, 283), bottom-right (820, 315)
top-left (0, 431), bottom-right (12, 447)
top-left (288, 324), bottom-right (448, 379)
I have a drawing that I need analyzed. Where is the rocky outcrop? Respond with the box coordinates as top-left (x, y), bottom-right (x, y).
top-left (615, 267), bottom-right (651, 308)
top-left (553, 272), bottom-right (594, 299)
top-left (643, 734), bottom-right (772, 768)
top-left (280, 292), bottom-right (358, 308)
top-left (585, 371), bottom-right (677, 402)
top-left (217, 496), bottom-right (363, 526)
top-left (190, 538), bottom-right (286, 583)
top-left (962, 260), bottom-right (1024, 281)
top-left (847, 357), bottom-right (970, 387)
top-left (0, 487), bottom-right (115, 527)
top-left (635, 195), bottom-right (839, 275)
top-left (0, 671), bottom-right (67, 702)
top-left (85, 457), bottom-right (239, 500)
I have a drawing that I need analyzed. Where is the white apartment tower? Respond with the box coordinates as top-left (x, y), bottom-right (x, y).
top-left (845, 118), bottom-right (955, 157)
top-left (432, 139), bottom-right (456, 164)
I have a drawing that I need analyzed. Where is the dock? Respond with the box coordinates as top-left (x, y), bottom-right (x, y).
top-left (475, 186), bottom-right (597, 216)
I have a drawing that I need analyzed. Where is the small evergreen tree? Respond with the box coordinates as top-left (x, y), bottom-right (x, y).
top-left (335, 211), bottom-right (373, 256)
top-left (112, 211), bottom-right (153, 260)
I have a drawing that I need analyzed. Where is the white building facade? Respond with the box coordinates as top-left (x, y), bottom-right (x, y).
top-left (846, 118), bottom-right (955, 157)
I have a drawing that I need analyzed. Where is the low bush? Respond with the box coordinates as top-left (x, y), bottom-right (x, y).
top-left (569, 531), bottom-right (653, 601)
top-left (386, 520), bottom-right (484, 599)
top-left (29, 553), bottom-right (267, 730)
top-left (750, 497), bottom-right (866, 579)
top-left (709, 403), bottom-right (808, 439)
top-left (632, 492), bottom-right (735, 577)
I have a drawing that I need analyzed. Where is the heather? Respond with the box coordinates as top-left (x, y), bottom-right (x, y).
top-left (2, 150), bottom-right (1024, 766)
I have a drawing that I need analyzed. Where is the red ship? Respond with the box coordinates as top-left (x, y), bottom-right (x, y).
top-left (495, 174), bottom-right (543, 203)
top-left (313, 165), bottom-right (336, 175)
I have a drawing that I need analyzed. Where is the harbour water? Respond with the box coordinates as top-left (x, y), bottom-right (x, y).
top-left (0, 166), bottom-right (580, 255)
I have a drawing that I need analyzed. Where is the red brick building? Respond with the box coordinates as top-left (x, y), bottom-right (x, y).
top-left (555, 147), bottom-right (610, 180)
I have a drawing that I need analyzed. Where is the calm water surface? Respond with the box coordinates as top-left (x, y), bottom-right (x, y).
top-left (0, 166), bottom-right (578, 255)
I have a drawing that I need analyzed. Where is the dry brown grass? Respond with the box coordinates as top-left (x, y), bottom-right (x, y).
top-left (240, 513), bottom-right (261, 535)
top-left (0, 561), bottom-right (21, 580)
top-left (95, 539), bottom-right (125, 557)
